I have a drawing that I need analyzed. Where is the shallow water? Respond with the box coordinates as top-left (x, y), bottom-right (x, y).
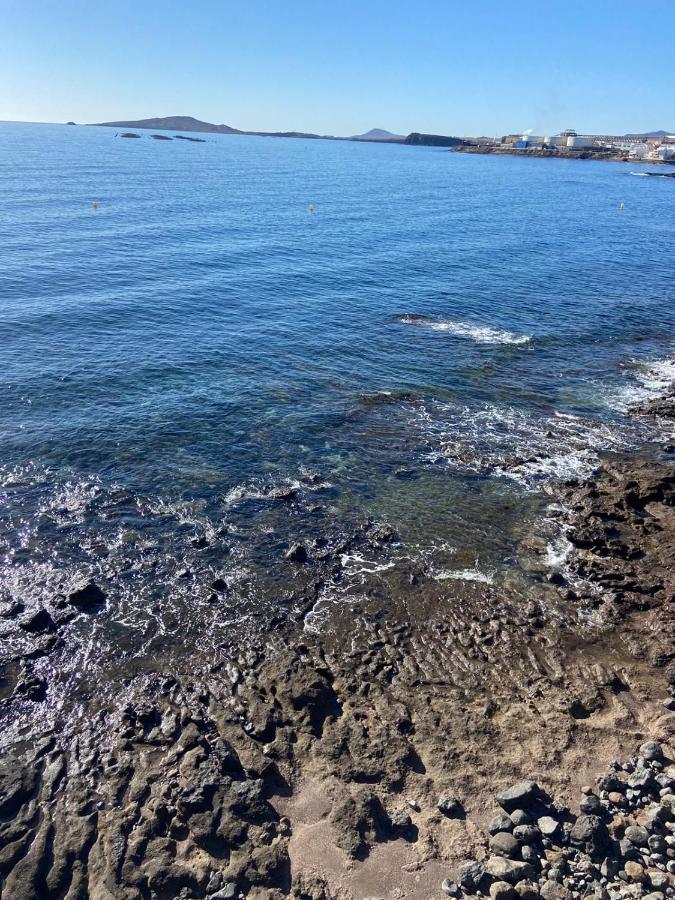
top-left (0, 123), bottom-right (674, 700)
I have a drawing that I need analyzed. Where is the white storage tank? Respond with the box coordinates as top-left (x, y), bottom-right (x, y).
top-left (567, 135), bottom-right (594, 149)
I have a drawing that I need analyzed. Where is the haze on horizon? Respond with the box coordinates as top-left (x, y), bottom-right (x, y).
top-left (2, 0), bottom-right (673, 138)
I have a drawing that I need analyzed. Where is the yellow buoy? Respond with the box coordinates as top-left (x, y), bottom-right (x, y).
top-left (308, 204), bottom-right (316, 213)
top-left (92, 201), bottom-right (98, 209)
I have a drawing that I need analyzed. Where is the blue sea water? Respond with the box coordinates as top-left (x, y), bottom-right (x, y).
top-left (0, 122), bottom-right (673, 677)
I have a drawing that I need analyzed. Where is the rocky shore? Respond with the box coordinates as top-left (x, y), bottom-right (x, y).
top-left (0, 395), bottom-right (672, 899)
top-left (453, 146), bottom-right (675, 165)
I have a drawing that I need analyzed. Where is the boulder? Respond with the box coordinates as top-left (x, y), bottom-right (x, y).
top-left (623, 861), bottom-right (645, 883)
top-left (624, 825), bottom-right (649, 847)
top-left (537, 816), bottom-right (561, 839)
top-left (639, 741), bottom-right (663, 761)
top-left (285, 543), bottom-right (308, 563)
top-left (19, 608), bottom-right (56, 633)
top-left (568, 814), bottom-right (610, 854)
top-left (513, 824), bottom-right (540, 845)
top-left (484, 857), bottom-right (534, 884)
top-left (497, 782), bottom-right (542, 812)
top-left (68, 579), bottom-right (106, 609)
top-left (490, 831), bottom-right (520, 858)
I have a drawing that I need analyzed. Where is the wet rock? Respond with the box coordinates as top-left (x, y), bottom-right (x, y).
top-left (438, 793), bottom-right (464, 818)
top-left (211, 886), bottom-right (238, 900)
top-left (19, 608), bottom-right (56, 633)
top-left (67, 578), bottom-right (106, 609)
top-left (286, 543), bottom-right (308, 564)
top-left (497, 782), bottom-right (542, 812)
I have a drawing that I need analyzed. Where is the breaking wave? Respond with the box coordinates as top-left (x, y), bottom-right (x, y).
top-left (398, 314), bottom-right (531, 345)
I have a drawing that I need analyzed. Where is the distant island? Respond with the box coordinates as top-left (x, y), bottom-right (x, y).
top-left (91, 115), bottom-right (407, 144)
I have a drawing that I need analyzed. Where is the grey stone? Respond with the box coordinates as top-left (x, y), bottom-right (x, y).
top-left (515, 880), bottom-right (541, 900)
top-left (491, 882), bottom-right (517, 900)
top-left (625, 826), bottom-right (649, 847)
top-left (285, 543), bottom-right (308, 563)
top-left (569, 815), bottom-right (610, 854)
top-left (538, 816), bottom-right (561, 838)
top-left (484, 857), bottom-right (534, 884)
top-left (491, 831), bottom-right (521, 858)
top-left (639, 742), bottom-right (663, 761)
top-left (522, 846), bottom-right (540, 865)
top-left (514, 825), bottom-right (541, 845)
top-left (68, 578), bottom-right (106, 609)
top-left (211, 886), bottom-right (237, 900)
top-left (458, 861), bottom-right (489, 892)
top-left (580, 794), bottom-right (603, 815)
top-left (497, 782), bottom-right (542, 812)
top-left (539, 881), bottom-right (571, 900)
top-left (438, 793), bottom-right (463, 818)
top-left (491, 814), bottom-right (516, 834)
top-left (512, 809), bottom-right (532, 826)
top-left (442, 879), bottom-right (461, 897)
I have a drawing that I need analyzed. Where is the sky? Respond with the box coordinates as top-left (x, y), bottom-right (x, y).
top-left (2, 0), bottom-right (673, 137)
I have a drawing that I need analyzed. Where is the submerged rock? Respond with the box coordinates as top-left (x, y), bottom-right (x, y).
top-left (67, 578), bottom-right (106, 610)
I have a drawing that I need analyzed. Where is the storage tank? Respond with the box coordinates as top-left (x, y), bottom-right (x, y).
top-left (567, 135), bottom-right (594, 149)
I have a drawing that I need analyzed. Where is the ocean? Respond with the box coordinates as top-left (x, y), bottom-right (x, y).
top-left (1, 121), bottom-right (673, 700)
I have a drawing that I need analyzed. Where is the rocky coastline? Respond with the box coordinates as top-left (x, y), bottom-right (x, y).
top-left (0, 394), bottom-right (672, 899)
top-left (453, 146), bottom-right (675, 166)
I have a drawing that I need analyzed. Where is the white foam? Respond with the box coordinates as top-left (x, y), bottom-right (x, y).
top-left (434, 566), bottom-right (494, 585)
top-left (400, 315), bottom-right (530, 345)
top-left (428, 320), bottom-right (531, 345)
top-left (612, 355), bottom-right (675, 413)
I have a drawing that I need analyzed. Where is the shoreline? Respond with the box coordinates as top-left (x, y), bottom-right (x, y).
top-left (453, 146), bottom-right (675, 167)
top-left (0, 393), bottom-right (672, 898)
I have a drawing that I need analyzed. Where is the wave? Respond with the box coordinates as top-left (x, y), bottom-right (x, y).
top-left (398, 314), bottom-right (531, 345)
top-left (408, 399), bottom-right (647, 490)
top-left (611, 355), bottom-right (675, 413)
top-left (433, 566), bottom-right (494, 585)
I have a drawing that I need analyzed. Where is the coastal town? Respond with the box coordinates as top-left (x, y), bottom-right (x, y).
top-left (453, 129), bottom-right (675, 162)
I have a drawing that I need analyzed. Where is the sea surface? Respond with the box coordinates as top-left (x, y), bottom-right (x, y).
top-left (1, 122), bottom-right (674, 698)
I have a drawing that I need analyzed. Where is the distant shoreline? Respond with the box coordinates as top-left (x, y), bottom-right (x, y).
top-left (453, 144), bottom-right (675, 165)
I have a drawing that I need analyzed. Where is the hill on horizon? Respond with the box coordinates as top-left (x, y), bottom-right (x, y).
top-left (628, 129), bottom-right (673, 138)
top-left (92, 115), bottom-right (242, 135)
top-left (351, 128), bottom-right (405, 141)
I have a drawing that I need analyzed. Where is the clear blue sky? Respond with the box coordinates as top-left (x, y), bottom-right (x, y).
top-left (2, 0), bottom-right (673, 136)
